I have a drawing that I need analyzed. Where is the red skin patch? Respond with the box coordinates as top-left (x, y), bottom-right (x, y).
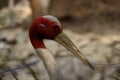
top-left (29, 17), bottom-right (62, 49)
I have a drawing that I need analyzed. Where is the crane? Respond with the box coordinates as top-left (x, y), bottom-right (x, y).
top-left (29, 15), bottom-right (95, 80)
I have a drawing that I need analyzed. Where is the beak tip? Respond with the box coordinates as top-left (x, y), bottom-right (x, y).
top-left (89, 65), bottom-right (95, 71)
top-left (87, 62), bottom-right (95, 71)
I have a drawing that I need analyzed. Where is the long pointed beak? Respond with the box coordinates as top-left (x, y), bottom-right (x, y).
top-left (55, 32), bottom-right (95, 70)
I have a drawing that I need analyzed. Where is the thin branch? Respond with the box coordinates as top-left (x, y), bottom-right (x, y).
top-left (10, 70), bottom-right (19, 80)
top-left (23, 62), bottom-right (39, 80)
top-left (0, 60), bottom-right (39, 74)
top-left (107, 75), bottom-right (120, 80)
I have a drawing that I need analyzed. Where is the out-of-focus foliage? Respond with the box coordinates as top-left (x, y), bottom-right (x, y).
top-left (0, 0), bottom-right (31, 28)
top-left (49, 0), bottom-right (120, 22)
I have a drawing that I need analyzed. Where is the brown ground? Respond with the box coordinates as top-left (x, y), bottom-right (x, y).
top-left (0, 0), bottom-right (120, 80)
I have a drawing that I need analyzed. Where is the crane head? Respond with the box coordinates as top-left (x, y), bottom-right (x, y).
top-left (29, 15), bottom-right (95, 70)
top-left (29, 15), bottom-right (62, 40)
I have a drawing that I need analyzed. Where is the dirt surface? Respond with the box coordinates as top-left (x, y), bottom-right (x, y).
top-left (0, 20), bottom-right (120, 80)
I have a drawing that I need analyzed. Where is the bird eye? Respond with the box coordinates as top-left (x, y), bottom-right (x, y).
top-left (39, 23), bottom-right (46, 29)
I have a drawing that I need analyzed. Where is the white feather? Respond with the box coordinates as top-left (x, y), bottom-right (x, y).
top-left (43, 15), bottom-right (61, 27)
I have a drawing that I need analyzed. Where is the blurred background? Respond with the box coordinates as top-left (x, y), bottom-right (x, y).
top-left (0, 0), bottom-right (120, 80)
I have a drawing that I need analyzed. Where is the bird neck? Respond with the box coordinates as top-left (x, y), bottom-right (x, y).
top-left (36, 48), bottom-right (64, 80)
